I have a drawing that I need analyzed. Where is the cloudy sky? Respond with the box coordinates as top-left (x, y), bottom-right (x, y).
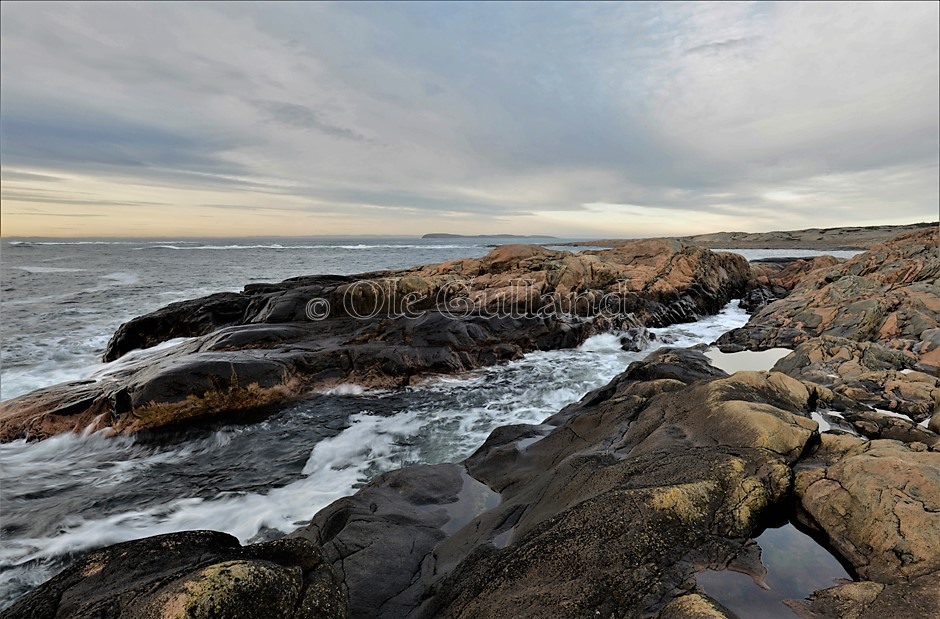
top-left (1, 1), bottom-right (937, 238)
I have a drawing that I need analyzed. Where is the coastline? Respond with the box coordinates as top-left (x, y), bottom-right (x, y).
top-left (563, 221), bottom-right (936, 250)
top-left (2, 226), bottom-right (938, 618)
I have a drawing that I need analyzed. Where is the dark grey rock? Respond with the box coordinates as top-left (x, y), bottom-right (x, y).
top-left (1, 531), bottom-right (346, 619)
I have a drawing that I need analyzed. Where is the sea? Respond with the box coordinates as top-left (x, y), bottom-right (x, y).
top-left (0, 237), bottom-right (863, 610)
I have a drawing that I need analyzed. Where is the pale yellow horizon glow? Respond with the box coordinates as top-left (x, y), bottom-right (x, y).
top-left (0, 170), bottom-right (542, 238)
top-left (1, 168), bottom-right (934, 239)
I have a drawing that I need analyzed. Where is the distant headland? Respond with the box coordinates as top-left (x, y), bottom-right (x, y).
top-left (564, 221), bottom-right (935, 251)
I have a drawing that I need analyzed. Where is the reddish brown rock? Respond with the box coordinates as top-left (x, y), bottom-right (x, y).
top-left (794, 440), bottom-right (940, 583)
top-left (771, 336), bottom-right (940, 421)
top-left (1, 242), bottom-right (750, 443)
top-left (741, 255), bottom-right (844, 312)
top-left (718, 228), bottom-right (940, 364)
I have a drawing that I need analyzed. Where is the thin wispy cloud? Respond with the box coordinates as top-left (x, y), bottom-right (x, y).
top-left (0, 1), bottom-right (937, 237)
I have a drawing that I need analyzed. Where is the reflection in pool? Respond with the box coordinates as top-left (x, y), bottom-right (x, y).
top-left (697, 523), bottom-right (852, 618)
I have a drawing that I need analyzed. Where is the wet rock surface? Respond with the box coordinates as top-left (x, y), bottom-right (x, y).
top-left (280, 229), bottom-right (940, 618)
top-left (14, 335), bottom-right (936, 617)
top-left (0, 314), bottom-right (602, 442)
top-left (292, 464), bottom-right (499, 619)
top-left (794, 439), bottom-right (940, 584)
top-left (1, 531), bottom-right (346, 619)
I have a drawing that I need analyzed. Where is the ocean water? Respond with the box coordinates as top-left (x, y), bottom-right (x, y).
top-left (0, 238), bottom-right (852, 609)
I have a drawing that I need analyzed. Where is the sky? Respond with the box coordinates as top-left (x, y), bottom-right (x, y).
top-left (1, 1), bottom-right (938, 238)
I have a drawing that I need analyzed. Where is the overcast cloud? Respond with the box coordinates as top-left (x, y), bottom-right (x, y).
top-left (1, 1), bottom-right (937, 237)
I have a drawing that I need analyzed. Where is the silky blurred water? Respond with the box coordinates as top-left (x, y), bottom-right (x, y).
top-left (1, 236), bottom-right (536, 399)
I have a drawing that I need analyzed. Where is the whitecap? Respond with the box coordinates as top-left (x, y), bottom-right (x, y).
top-left (13, 266), bottom-right (86, 274)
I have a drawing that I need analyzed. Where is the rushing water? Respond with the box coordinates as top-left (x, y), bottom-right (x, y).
top-left (0, 302), bottom-right (751, 607)
top-left (0, 238), bottom-right (856, 609)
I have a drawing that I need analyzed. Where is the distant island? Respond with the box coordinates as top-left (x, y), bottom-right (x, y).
top-left (422, 233), bottom-right (558, 239)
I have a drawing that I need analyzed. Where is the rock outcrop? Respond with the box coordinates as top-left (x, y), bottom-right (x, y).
top-left (0, 314), bottom-right (600, 442)
top-left (740, 255), bottom-right (843, 313)
top-left (717, 228), bottom-right (940, 366)
top-left (6, 226), bottom-right (939, 618)
top-left (770, 336), bottom-right (940, 422)
top-left (290, 350), bottom-right (827, 618)
top-left (1, 241), bottom-right (749, 442)
top-left (103, 241), bottom-right (748, 362)
top-left (569, 222), bottom-right (935, 251)
top-left (1, 531), bottom-right (346, 619)
top-left (282, 229), bottom-right (940, 618)
top-left (794, 438), bottom-right (940, 583)
top-left (10, 343), bottom-right (937, 617)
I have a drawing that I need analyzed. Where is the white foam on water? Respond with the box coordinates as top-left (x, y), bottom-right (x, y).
top-left (0, 421), bottom-right (405, 573)
top-left (98, 272), bottom-right (140, 286)
top-left (6, 241), bottom-right (143, 246)
top-left (578, 332), bottom-right (626, 353)
top-left (648, 302), bottom-right (751, 348)
top-left (92, 337), bottom-right (196, 377)
top-left (0, 330), bottom-right (114, 400)
top-left (810, 412), bottom-right (831, 432)
top-left (316, 384), bottom-right (367, 396)
top-left (12, 266), bottom-right (87, 274)
top-left (0, 281), bottom-right (223, 401)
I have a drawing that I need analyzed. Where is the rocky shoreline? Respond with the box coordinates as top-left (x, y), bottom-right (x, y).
top-left (0, 240), bottom-right (750, 442)
top-left (2, 226), bottom-right (938, 618)
top-left (566, 222), bottom-right (935, 251)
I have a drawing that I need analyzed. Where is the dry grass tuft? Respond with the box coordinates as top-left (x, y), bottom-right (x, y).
top-left (116, 380), bottom-right (298, 434)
